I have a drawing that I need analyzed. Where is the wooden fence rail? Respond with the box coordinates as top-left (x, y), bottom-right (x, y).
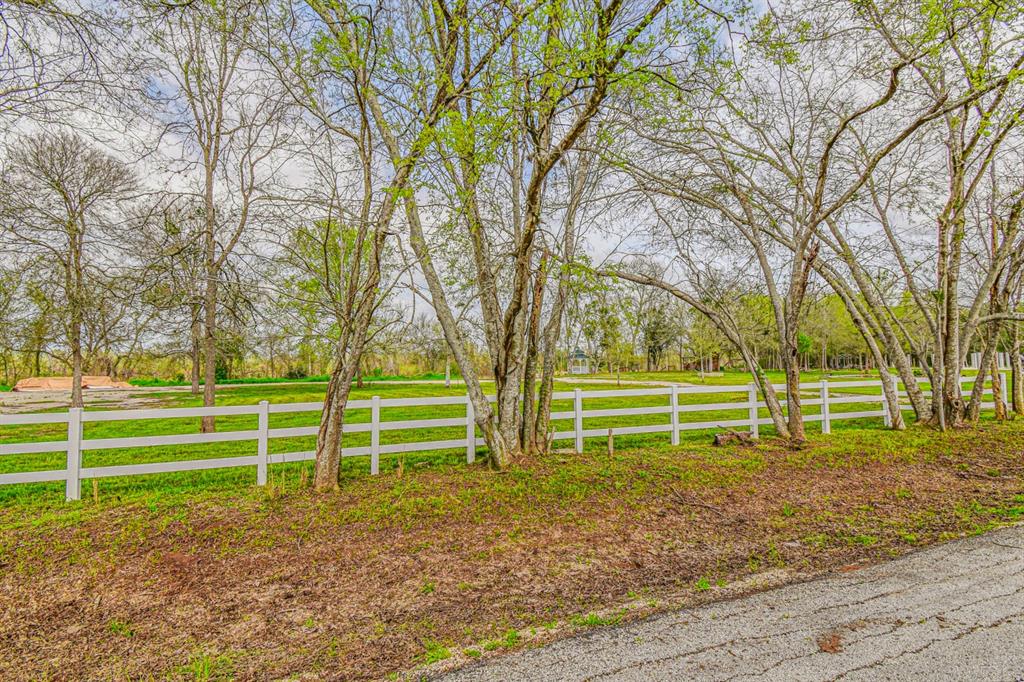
top-left (0, 374), bottom-right (1008, 501)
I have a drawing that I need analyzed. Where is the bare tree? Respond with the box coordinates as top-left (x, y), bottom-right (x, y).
top-left (141, 0), bottom-right (292, 430)
top-left (0, 1), bottom-right (112, 127)
top-left (858, 0), bottom-right (1024, 428)
top-left (0, 131), bottom-right (136, 406)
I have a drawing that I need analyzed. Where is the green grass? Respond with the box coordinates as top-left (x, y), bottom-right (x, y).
top-left (570, 612), bottom-right (624, 628)
top-left (421, 639), bottom-right (452, 664)
top-left (590, 367), bottom-right (981, 385)
top-left (107, 618), bottom-right (135, 638)
top-left (0, 371), bottom-right (1002, 512)
top-left (127, 372), bottom-right (454, 388)
top-left (176, 648), bottom-right (235, 682)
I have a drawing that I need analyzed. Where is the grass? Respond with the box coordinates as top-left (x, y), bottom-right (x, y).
top-left (2, 368), bottom-right (976, 511)
top-left (0, 416), bottom-right (1022, 680)
top-left (107, 618), bottom-right (134, 638)
top-left (126, 372), bottom-right (454, 388)
top-left (589, 367), bottom-right (981, 385)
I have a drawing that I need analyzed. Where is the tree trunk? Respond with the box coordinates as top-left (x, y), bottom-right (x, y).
top-left (783, 348), bottom-right (804, 442)
top-left (314, 360), bottom-right (355, 490)
top-left (520, 256), bottom-right (547, 454)
top-left (1012, 322), bottom-right (1023, 415)
top-left (813, 241), bottom-right (931, 422)
top-left (201, 262), bottom-right (218, 432)
top-left (966, 339), bottom-right (994, 423)
top-left (991, 353), bottom-right (1007, 421)
top-left (190, 313), bottom-right (201, 395)
top-left (70, 319), bottom-right (83, 408)
top-left (738, 347), bottom-right (789, 438)
top-left (68, 225), bottom-right (84, 409)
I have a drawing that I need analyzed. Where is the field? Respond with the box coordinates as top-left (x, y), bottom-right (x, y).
top-left (0, 368), bottom-right (918, 510)
top-left (1, 371), bottom-right (1021, 681)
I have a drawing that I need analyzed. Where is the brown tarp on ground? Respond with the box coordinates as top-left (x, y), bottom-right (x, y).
top-left (12, 376), bottom-right (132, 391)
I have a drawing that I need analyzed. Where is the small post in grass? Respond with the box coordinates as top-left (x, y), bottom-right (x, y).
top-left (65, 407), bottom-right (82, 502)
top-left (820, 379), bottom-right (831, 435)
top-left (370, 395), bottom-right (381, 475)
top-left (607, 428), bottom-right (614, 456)
top-left (747, 383), bottom-right (759, 440)
top-left (670, 385), bottom-right (680, 446)
top-left (574, 388), bottom-right (583, 454)
top-left (257, 400), bottom-right (269, 486)
top-left (465, 396), bottom-right (475, 464)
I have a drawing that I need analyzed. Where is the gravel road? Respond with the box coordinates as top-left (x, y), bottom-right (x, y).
top-left (439, 524), bottom-right (1024, 681)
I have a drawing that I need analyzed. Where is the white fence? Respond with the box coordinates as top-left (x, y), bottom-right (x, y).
top-left (0, 374), bottom-right (1008, 501)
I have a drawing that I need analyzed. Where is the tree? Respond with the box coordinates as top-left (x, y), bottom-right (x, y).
top-left (138, 199), bottom-right (208, 394)
top-left (391, 0), bottom-right (692, 468)
top-left (0, 131), bottom-right (136, 406)
top-left (0, 1), bottom-right (113, 128)
top-left (855, 0), bottom-right (1024, 428)
top-left (141, 0), bottom-right (291, 430)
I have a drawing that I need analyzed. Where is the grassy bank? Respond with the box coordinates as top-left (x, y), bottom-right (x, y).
top-left (0, 418), bottom-right (1022, 680)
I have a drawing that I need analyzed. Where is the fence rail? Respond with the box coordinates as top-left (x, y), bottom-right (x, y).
top-left (0, 374), bottom-right (1008, 501)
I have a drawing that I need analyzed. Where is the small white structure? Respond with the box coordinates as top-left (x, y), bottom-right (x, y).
top-left (569, 348), bottom-right (591, 375)
top-left (967, 351), bottom-right (1017, 370)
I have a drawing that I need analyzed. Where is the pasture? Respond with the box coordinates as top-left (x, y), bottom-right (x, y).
top-left (0, 369), bottom-right (923, 510)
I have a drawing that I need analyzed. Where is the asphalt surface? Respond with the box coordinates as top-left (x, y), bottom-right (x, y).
top-left (439, 525), bottom-right (1024, 681)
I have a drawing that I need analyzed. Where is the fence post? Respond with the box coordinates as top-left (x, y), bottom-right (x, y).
top-left (574, 388), bottom-right (584, 454)
top-left (465, 397), bottom-right (475, 464)
top-left (257, 401), bottom-right (269, 486)
top-left (820, 379), bottom-right (831, 435)
top-left (371, 395), bottom-right (381, 475)
top-left (65, 407), bottom-right (82, 502)
top-left (747, 383), bottom-right (759, 439)
top-left (670, 385), bottom-right (680, 446)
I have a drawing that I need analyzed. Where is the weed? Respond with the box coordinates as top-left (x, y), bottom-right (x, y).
top-left (570, 612), bottom-right (623, 628)
top-left (849, 534), bottom-right (878, 546)
top-left (421, 640), bottom-right (451, 664)
top-left (694, 577), bottom-right (712, 592)
top-left (179, 648), bottom-right (233, 681)
top-left (107, 618), bottom-right (134, 638)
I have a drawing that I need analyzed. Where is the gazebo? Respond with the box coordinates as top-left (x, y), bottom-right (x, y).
top-left (569, 348), bottom-right (591, 375)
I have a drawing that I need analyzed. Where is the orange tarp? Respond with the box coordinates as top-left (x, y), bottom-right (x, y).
top-left (12, 376), bottom-right (132, 391)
